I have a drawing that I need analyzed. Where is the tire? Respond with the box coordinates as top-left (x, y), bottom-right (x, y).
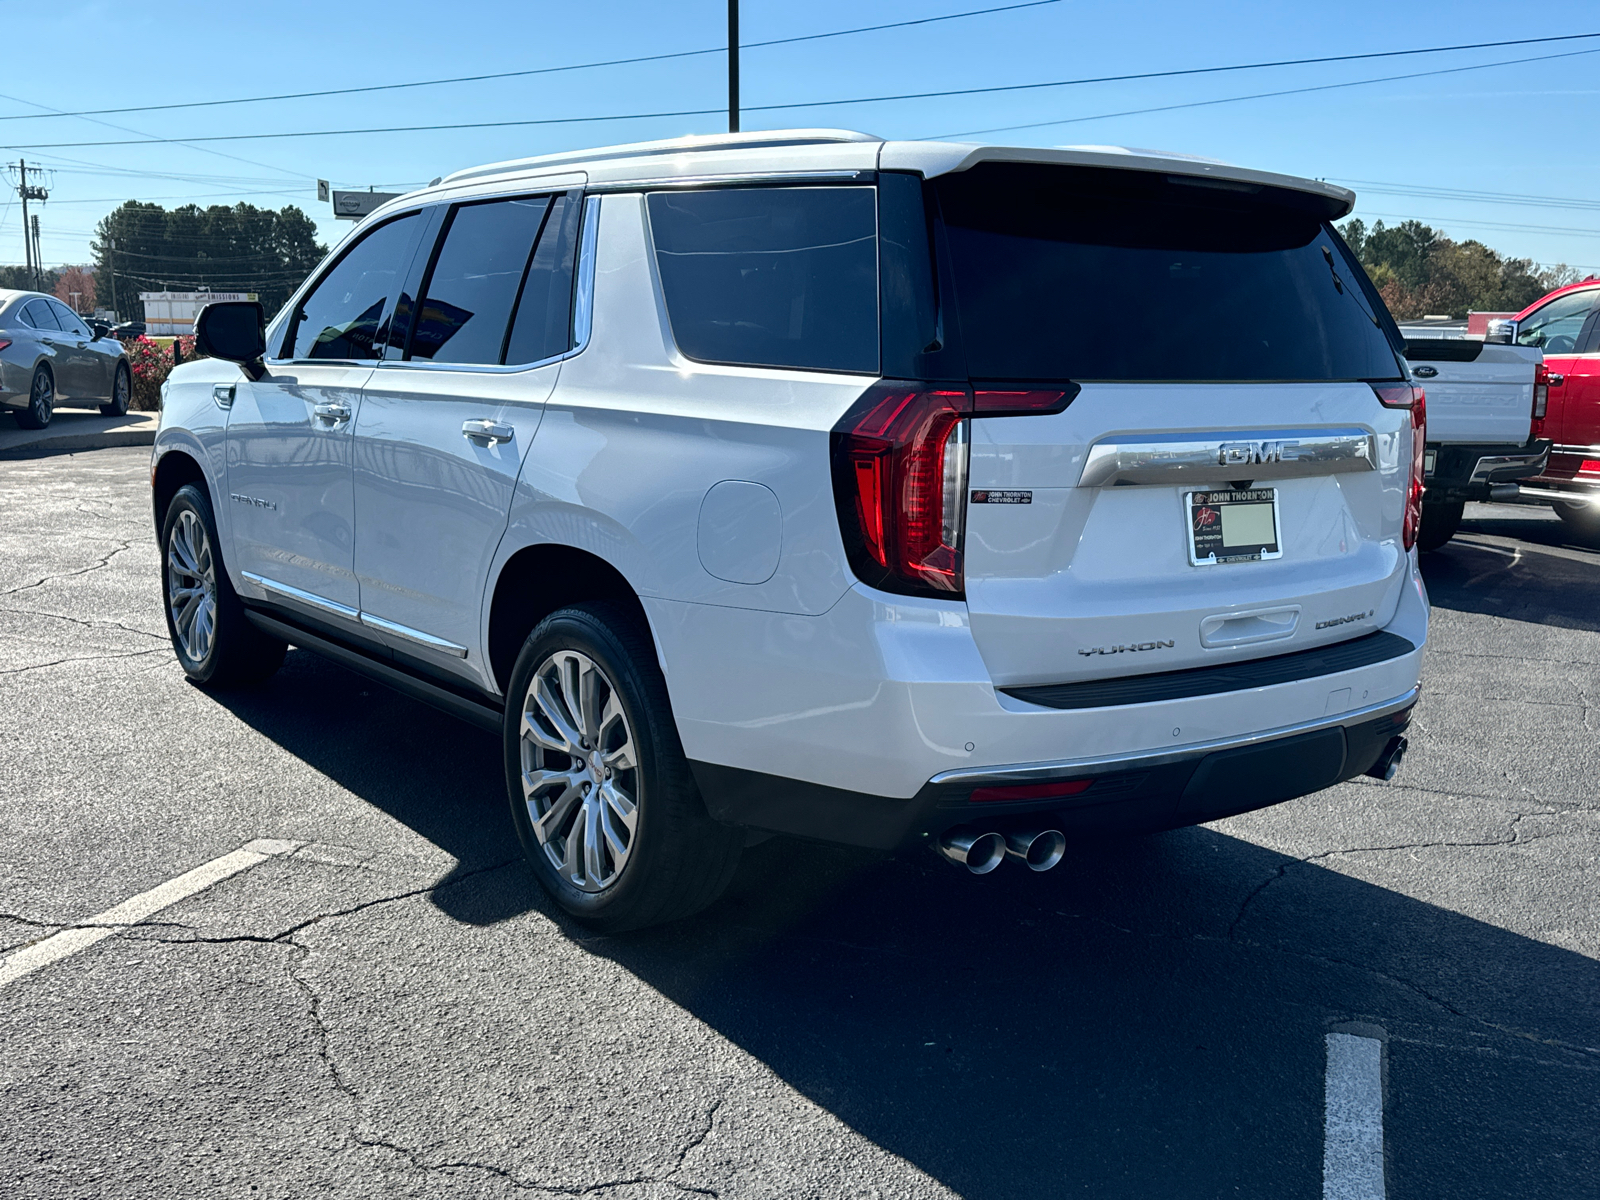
top-left (13, 365), bottom-right (53, 429)
top-left (1554, 500), bottom-right (1600, 547)
top-left (503, 602), bottom-right (743, 932)
top-left (1416, 499), bottom-right (1464, 552)
top-left (99, 362), bottom-right (131, 416)
top-left (159, 483), bottom-right (286, 686)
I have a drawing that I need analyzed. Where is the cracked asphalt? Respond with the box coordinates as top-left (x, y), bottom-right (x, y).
top-left (1, 449), bottom-right (1597, 1199)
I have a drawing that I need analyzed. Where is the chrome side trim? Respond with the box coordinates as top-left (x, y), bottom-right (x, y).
top-left (241, 572), bottom-right (360, 621)
top-left (1078, 427), bottom-right (1376, 488)
top-left (358, 611), bottom-right (469, 658)
top-left (1553, 443), bottom-right (1600, 456)
top-left (571, 195), bottom-right (601, 353)
top-left (1516, 485), bottom-right (1600, 505)
top-left (929, 686), bottom-right (1420, 789)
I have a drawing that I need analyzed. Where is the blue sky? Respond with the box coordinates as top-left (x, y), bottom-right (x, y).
top-left (9, 0), bottom-right (1600, 286)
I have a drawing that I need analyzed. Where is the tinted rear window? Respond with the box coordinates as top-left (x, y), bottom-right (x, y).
top-left (647, 186), bottom-right (878, 373)
top-left (935, 163), bottom-right (1403, 382)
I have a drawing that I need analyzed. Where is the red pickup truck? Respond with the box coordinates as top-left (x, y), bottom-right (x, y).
top-left (1495, 281), bottom-right (1600, 542)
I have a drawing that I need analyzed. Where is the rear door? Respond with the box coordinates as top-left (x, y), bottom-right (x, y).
top-left (226, 210), bottom-right (424, 620)
top-left (352, 190), bottom-right (582, 678)
top-left (930, 162), bottom-right (1413, 688)
top-left (1402, 339), bottom-right (1537, 444)
top-left (46, 300), bottom-right (105, 399)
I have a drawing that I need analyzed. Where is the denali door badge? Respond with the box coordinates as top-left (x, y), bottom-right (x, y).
top-left (231, 493), bottom-right (277, 511)
top-left (1079, 640), bottom-right (1175, 656)
top-left (970, 490), bottom-right (1031, 504)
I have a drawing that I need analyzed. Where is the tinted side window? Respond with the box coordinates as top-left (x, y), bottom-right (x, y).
top-left (50, 301), bottom-right (90, 337)
top-left (287, 213), bottom-right (419, 360)
top-left (504, 193), bottom-right (580, 366)
top-left (1516, 289), bottom-right (1597, 354)
top-left (409, 196), bottom-right (552, 365)
top-left (647, 187), bottom-right (878, 373)
top-left (24, 299), bottom-right (60, 331)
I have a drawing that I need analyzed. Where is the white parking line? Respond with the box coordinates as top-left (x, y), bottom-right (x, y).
top-left (1324, 1032), bottom-right (1386, 1200)
top-left (0, 838), bottom-right (299, 992)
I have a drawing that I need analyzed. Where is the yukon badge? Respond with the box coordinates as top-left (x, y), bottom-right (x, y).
top-left (1079, 640), bottom-right (1175, 656)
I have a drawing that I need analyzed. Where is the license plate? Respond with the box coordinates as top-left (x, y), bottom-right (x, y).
top-left (1188, 489), bottom-right (1282, 565)
top-left (1424, 450), bottom-right (1436, 477)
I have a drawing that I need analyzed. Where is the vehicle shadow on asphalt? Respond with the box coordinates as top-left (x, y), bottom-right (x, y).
top-left (1424, 513), bottom-right (1600, 631)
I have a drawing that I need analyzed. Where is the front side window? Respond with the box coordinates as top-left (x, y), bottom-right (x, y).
top-left (647, 186), bottom-right (878, 374)
top-left (49, 301), bottom-right (90, 338)
top-left (1516, 289), bottom-right (1597, 354)
top-left (408, 196), bottom-right (553, 365)
top-left (22, 299), bottom-right (59, 331)
top-left (286, 212), bottom-right (419, 360)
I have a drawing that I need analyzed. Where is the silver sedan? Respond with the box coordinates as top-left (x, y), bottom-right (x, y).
top-left (0, 289), bottom-right (131, 429)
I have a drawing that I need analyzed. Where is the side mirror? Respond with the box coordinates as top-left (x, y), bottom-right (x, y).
top-left (194, 300), bottom-right (268, 380)
top-left (91, 321), bottom-right (112, 340)
top-left (1483, 318), bottom-right (1517, 344)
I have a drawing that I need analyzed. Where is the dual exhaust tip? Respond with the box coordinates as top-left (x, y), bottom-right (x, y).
top-left (936, 826), bottom-right (1067, 874)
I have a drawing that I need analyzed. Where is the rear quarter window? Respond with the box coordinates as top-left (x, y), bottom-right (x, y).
top-left (646, 186), bottom-right (878, 374)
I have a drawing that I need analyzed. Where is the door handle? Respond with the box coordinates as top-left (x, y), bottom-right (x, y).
top-left (1547, 374), bottom-right (1565, 387)
top-left (462, 419), bottom-right (514, 445)
top-left (313, 401), bottom-right (352, 424)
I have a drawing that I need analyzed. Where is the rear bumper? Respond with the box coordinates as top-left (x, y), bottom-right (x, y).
top-left (690, 689), bottom-right (1417, 848)
top-left (1424, 438), bottom-right (1549, 502)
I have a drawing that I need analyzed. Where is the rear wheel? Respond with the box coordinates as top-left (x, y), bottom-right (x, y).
top-left (503, 603), bottom-right (742, 932)
top-left (1416, 499), bottom-right (1464, 552)
top-left (1554, 499), bottom-right (1600, 547)
top-left (14, 366), bottom-right (53, 429)
top-left (160, 484), bottom-right (286, 686)
top-left (99, 362), bottom-right (131, 416)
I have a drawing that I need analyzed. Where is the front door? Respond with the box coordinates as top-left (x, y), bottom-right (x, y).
top-left (45, 300), bottom-right (104, 399)
top-left (1516, 287), bottom-right (1599, 449)
top-left (352, 191), bottom-right (580, 682)
top-left (225, 210), bottom-right (425, 620)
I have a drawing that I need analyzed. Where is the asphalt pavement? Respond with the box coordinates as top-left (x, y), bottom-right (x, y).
top-left (1, 450), bottom-right (1596, 1199)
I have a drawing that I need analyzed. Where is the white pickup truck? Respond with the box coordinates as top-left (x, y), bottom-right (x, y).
top-left (1399, 337), bottom-right (1550, 550)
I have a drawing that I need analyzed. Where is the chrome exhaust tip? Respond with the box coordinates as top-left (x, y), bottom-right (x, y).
top-left (936, 828), bottom-right (1007, 875)
top-left (1365, 734), bottom-right (1408, 781)
top-left (1004, 829), bottom-right (1067, 872)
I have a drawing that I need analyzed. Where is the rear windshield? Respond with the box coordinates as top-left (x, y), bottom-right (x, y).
top-left (934, 163), bottom-right (1403, 383)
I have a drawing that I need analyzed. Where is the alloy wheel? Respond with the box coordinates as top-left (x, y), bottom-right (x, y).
top-left (519, 650), bottom-right (639, 893)
top-left (166, 509), bottom-right (217, 664)
top-left (114, 366), bottom-right (130, 410)
top-left (30, 370), bottom-right (51, 423)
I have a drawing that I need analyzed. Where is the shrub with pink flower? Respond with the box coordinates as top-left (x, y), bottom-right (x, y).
top-left (123, 335), bottom-right (206, 410)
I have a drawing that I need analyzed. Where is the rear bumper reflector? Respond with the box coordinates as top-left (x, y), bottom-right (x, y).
top-left (1001, 630), bottom-right (1415, 711)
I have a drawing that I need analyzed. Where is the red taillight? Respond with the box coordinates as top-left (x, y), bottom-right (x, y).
top-left (1533, 362), bottom-right (1551, 423)
top-left (0, 339), bottom-right (11, 353)
top-left (972, 388), bottom-right (1074, 416)
top-left (970, 779), bottom-right (1093, 804)
top-left (1374, 383), bottom-right (1426, 551)
top-left (833, 383), bottom-right (970, 597)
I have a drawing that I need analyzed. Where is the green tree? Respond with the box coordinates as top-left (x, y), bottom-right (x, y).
top-left (0, 264), bottom-right (60, 294)
top-left (90, 201), bottom-right (327, 320)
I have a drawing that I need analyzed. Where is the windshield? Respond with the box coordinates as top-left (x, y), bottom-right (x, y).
top-left (934, 162), bottom-right (1404, 383)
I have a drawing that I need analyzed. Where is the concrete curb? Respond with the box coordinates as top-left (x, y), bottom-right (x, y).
top-left (0, 414), bottom-right (158, 458)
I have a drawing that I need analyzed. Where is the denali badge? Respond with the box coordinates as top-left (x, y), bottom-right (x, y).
top-left (970, 490), bottom-right (1031, 504)
top-left (1079, 640), bottom-right (1175, 656)
top-left (1315, 609), bottom-right (1374, 630)
top-left (230, 493), bottom-right (277, 511)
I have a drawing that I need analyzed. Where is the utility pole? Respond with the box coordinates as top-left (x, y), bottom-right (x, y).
top-left (728, 0), bottom-right (740, 133)
top-left (11, 160), bottom-right (48, 290)
top-left (106, 238), bottom-right (118, 320)
top-left (30, 214), bottom-right (42, 290)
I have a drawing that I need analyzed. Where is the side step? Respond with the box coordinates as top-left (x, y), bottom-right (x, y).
top-left (245, 610), bottom-right (504, 734)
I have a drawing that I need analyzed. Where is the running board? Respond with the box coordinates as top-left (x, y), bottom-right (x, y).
top-left (244, 610), bottom-right (504, 734)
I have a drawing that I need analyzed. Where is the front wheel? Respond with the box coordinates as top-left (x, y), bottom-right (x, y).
top-left (14, 366), bottom-right (53, 429)
top-left (1416, 499), bottom-right (1464, 552)
top-left (503, 603), bottom-right (742, 932)
top-left (1554, 499), bottom-right (1600, 547)
top-left (160, 484), bottom-right (286, 686)
top-left (99, 362), bottom-right (131, 416)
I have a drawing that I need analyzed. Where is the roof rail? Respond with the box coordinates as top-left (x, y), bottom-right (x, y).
top-left (441, 128), bottom-right (880, 185)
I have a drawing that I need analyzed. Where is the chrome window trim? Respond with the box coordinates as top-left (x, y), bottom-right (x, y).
top-left (930, 685), bottom-right (1420, 789)
top-left (358, 611), bottom-right (469, 658)
top-left (1078, 427), bottom-right (1377, 488)
top-left (242, 572), bottom-right (360, 621)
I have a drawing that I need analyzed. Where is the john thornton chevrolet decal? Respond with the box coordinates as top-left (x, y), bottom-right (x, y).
top-left (970, 490), bottom-right (1032, 504)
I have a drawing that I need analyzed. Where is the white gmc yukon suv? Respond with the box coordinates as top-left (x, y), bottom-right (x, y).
top-left (152, 131), bottom-right (1428, 930)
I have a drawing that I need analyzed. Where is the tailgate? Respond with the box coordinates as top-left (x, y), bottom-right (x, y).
top-left (1404, 339), bottom-right (1538, 443)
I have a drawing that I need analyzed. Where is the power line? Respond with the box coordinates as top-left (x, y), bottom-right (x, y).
top-left (1347, 211), bottom-right (1600, 240)
top-left (1334, 179), bottom-right (1600, 213)
top-left (10, 35), bottom-right (1600, 152)
top-left (932, 43), bottom-right (1600, 138)
top-left (0, 2), bottom-right (1062, 124)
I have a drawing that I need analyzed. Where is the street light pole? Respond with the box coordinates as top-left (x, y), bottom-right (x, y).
top-left (728, 0), bottom-right (740, 133)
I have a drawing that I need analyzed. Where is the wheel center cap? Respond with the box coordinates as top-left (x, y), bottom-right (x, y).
top-left (587, 751), bottom-right (605, 779)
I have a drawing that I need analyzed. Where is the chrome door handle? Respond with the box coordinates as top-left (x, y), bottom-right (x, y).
top-left (313, 401), bottom-right (352, 424)
top-left (462, 419), bottom-right (514, 445)
top-left (1547, 374), bottom-right (1565, 386)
